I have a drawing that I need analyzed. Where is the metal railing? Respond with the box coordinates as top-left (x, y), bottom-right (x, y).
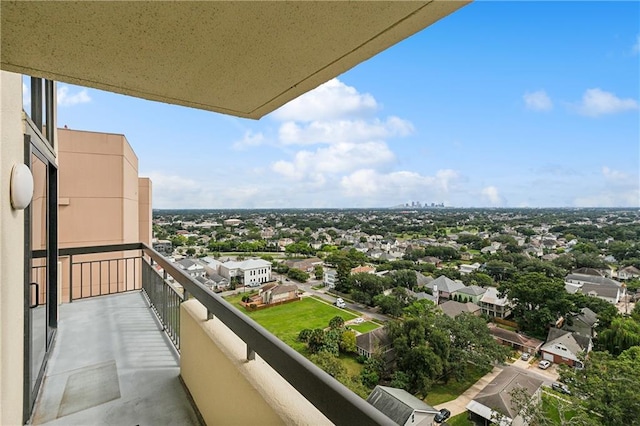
top-left (35, 243), bottom-right (394, 425)
top-left (141, 259), bottom-right (183, 349)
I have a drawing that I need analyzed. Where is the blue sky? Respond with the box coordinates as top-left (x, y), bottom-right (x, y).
top-left (30, 1), bottom-right (640, 209)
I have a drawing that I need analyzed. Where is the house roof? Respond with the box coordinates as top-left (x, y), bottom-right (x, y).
top-left (480, 287), bottom-right (509, 307)
top-left (579, 283), bottom-right (619, 299)
top-left (542, 328), bottom-right (590, 357)
top-left (356, 328), bottom-right (391, 354)
top-left (439, 300), bottom-right (481, 318)
top-left (620, 265), bottom-right (640, 274)
top-left (271, 284), bottom-right (298, 296)
top-left (566, 273), bottom-right (621, 288)
top-left (415, 271), bottom-right (434, 286)
top-left (429, 275), bottom-right (466, 293)
top-left (467, 368), bottom-right (543, 420)
top-left (488, 324), bottom-right (544, 349)
top-left (367, 386), bottom-right (438, 425)
top-left (2, 2), bottom-right (468, 119)
top-left (572, 267), bottom-right (605, 277)
top-left (224, 258), bottom-right (271, 270)
top-left (456, 285), bottom-right (487, 296)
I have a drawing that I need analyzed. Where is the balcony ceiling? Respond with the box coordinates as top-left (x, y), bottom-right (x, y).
top-left (1, 1), bottom-right (468, 119)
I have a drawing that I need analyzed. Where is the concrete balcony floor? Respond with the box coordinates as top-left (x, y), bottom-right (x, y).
top-left (32, 291), bottom-right (201, 425)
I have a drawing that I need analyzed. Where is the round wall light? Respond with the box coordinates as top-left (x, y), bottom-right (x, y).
top-left (10, 163), bottom-right (34, 210)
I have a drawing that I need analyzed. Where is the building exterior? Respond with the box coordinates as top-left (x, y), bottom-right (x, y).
top-left (540, 328), bottom-right (592, 368)
top-left (367, 386), bottom-right (439, 426)
top-left (153, 239), bottom-right (173, 255)
top-left (427, 275), bottom-right (466, 300)
top-left (1, 2), bottom-right (468, 423)
top-left (323, 269), bottom-right (337, 288)
top-left (488, 324), bottom-right (544, 355)
top-left (439, 300), bottom-right (482, 318)
top-left (219, 259), bottom-right (272, 287)
top-left (58, 128), bottom-right (152, 248)
top-left (479, 287), bottom-right (512, 318)
top-left (466, 368), bottom-right (543, 426)
top-left (453, 285), bottom-right (487, 303)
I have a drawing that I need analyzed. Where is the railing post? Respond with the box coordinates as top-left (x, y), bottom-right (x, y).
top-left (69, 254), bottom-right (73, 302)
top-left (162, 277), bottom-right (167, 329)
top-left (246, 344), bottom-right (255, 361)
top-left (207, 309), bottom-right (214, 320)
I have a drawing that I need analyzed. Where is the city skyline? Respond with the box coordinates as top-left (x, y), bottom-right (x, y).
top-left (34, 1), bottom-right (639, 209)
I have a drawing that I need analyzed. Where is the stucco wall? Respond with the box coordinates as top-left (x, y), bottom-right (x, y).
top-left (0, 70), bottom-right (26, 425)
top-left (180, 300), bottom-right (331, 426)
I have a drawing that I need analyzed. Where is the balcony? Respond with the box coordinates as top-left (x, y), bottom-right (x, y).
top-left (31, 244), bottom-right (394, 425)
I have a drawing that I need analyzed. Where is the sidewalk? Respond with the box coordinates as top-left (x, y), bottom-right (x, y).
top-left (433, 366), bottom-right (504, 417)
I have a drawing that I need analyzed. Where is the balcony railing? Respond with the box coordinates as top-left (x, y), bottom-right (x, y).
top-left (34, 243), bottom-right (394, 425)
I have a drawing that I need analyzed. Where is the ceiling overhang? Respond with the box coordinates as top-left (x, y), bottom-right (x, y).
top-left (1, 1), bottom-right (470, 119)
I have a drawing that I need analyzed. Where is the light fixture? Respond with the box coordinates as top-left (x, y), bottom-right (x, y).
top-left (10, 163), bottom-right (34, 210)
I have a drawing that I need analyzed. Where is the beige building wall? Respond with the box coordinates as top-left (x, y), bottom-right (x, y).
top-left (138, 178), bottom-right (152, 245)
top-left (57, 129), bottom-right (152, 301)
top-left (0, 71), bottom-right (28, 426)
top-left (58, 128), bottom-right (142, 247)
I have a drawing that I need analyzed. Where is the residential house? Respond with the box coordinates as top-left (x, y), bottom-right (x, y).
top-left (175, 258), bottom-right (206, 279)
top-left (284, 257), bottom-right (323, 273)
top-left (421, 256), bottom-right (442, 267)
top-left (218, 258), bottom-right (272, 287)
top-left (479, 287), bottom-right (511, 319)
top-left (427, 275), bottom-right (466, 301)
top-left (323, 269), bottom-right (337, 288)
top-left (415, 271), bottom-right (434, 288)
top-left (453, 285), bottom-right (486, 304)
top-left (223, 218), bottom-right (242, 227)
top-left (356, 328), bottom-right (393, 360)
top-left (460, 251), bottom-right (473, 261)
top-left (152, 239), bottom-right (173, 255)
top-left (351, 265), bottom-right (376, 275)
top-left (466, 368), bottom-right (543, 426)
top-left (565, 273), bottom-right (625, 304)
top-left (261, 284), bottom-right (299, 305)
top-left (488, 324), bottom-right (543, 355)
top-left (366, 386), bottom-right (439, 426)
top-left (540, 328), bottom-right (592, 368)
top-left (459, 262), bottom-right (481, 275)
top-left (438, 300), bottom-right (481, 318)
top-left (618, 265), bottom-right (640, 280)
top-left (562, 308), bottom-right (597, 339)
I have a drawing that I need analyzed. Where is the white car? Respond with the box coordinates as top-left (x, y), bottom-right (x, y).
top-left (538, 360), bottom-right (552, 370)
top-left (353, 318), bottom-right (364, 324)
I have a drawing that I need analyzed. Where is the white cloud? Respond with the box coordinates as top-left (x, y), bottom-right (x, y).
top-left (232, 130), bottom-right (265, 150)
top-left (523, 90), bottom-right (553, 111)
top-left (57, 85), bottom-right (91, 107)
top-left (271, 78), bottom-right (378, 122)
top-left (576, 88), bottom-right (638, 117)
top-left (602, 166), bottom-right (631, 182)
top-left (481, 186), bottom-right (504, 206)
top-left (340, 168), bottom-right (461, 199)
top-left (278, 116), bottom-right (413, 146)
top-left (272, 141), bottom-right (395, 184)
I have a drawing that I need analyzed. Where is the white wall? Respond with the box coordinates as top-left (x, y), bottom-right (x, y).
top-left (0, 71), bottom-right (27, 425)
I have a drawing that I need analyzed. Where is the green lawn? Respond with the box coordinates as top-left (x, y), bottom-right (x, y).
top-left (425, 364), bottom-right (489, 406)
top-left (447, 412), bottom-right (473, 426)
top-left (349, 321), bottom-right (380, 333)
top-left (223, 296), bottom-right (357, 351)
top-left (339, 353), bottom-right (364, 377)
top-left (542, 393), bottom-right (577, 424)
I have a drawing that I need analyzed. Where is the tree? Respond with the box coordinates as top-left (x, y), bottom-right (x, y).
top-left (314, 264), bottom-right (324, 280)
top-left (286, 268), bottom-right (309, 282)
top-left (560, 347), bottom-right (640, 426)
top-left (391, 269), bottom-right (417, 290)
top-left (339, 330), bottom-right (357, 354)
top-left (499, 272), bottom-right (574, 338)
top-left (329, 315), bottom-right (345, 330)
top-left (309, 351), bottom-right (347, 380)
top-left (490, 386), bottom-right (551, 426)
top-left (597, 317), bottom-right (640, 355)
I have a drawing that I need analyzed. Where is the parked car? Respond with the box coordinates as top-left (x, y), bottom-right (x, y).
top-left (335, 298), bottom-right (346, 308)
top-left (434, 408), bottom-right (451, 423)
top-left (538, 360), bottom-right (552, 370)
top-left (520, 352), bottom-right (531, 361)
top-left (353, 318), bottom-right (364, 324)
top-left (552, 382), bottom-right (571, 395)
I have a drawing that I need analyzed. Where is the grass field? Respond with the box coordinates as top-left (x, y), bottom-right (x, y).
top-left (425, 364), bottom-right (489, 406)
top-left (349, 321), bottom-right (380, 334)
top-left (542, 393), bottom-right (577, 424)
top-left (447, 412), bottom-right (473, 426)
top-left (223, 295), bottom-right (358, 351)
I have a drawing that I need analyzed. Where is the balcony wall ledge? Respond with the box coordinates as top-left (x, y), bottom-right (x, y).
top-left (180, 299), bottom-right (332, 426)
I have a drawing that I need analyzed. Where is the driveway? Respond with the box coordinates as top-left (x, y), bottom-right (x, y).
top-left (433, 366), bottom-right (504, 417)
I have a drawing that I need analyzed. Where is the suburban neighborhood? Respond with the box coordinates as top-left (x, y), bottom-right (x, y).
top-left (151, 208), bottom-right (640, 425)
